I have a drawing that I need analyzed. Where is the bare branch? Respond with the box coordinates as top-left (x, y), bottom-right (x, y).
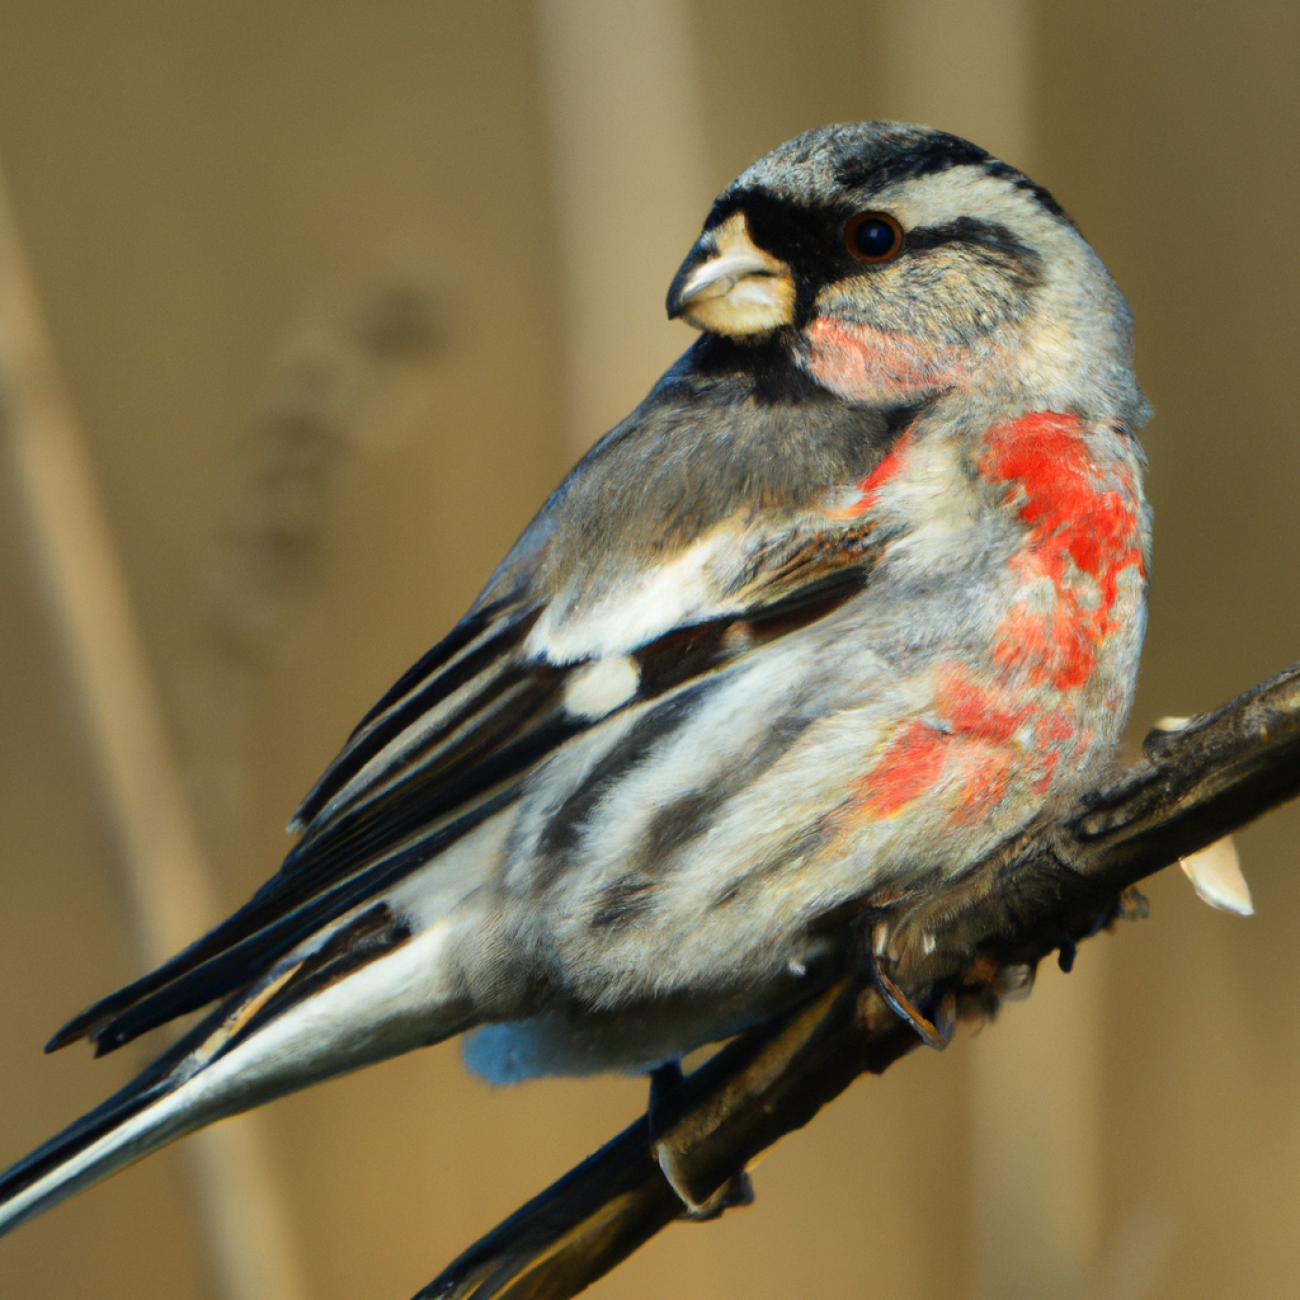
top-left (417, 661), bottom-right (1300, 1300)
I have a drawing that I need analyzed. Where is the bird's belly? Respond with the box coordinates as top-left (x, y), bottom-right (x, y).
top-left (478, 410), bottom-right (1148, 1040)
top-left (489, 560), bottom-right (1134, 1019)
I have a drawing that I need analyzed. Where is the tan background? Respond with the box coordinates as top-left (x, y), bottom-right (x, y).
top-left (0, 3), bottom-right (1298, 1298)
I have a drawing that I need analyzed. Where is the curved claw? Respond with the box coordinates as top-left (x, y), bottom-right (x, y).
top-left (870, 922), bottom-right (954, 1049)
top-left (654, 1151), bottom-right (754, 1221)
top-left (647, 1060), bottom-right (755, 1220)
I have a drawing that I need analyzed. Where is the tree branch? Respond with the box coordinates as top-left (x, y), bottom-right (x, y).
top-left (416, 661), bottom-right (1300, 1300)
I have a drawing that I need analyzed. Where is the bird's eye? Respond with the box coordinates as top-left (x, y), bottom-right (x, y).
top-left (845, 212), bottom-right (903, 263)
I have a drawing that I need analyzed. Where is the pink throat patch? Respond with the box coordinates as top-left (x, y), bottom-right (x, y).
top-left (803, 317), bottom-right (965, 403)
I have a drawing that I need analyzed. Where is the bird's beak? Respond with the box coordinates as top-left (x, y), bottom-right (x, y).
top-left (666, 211), bottom-right (795, 337)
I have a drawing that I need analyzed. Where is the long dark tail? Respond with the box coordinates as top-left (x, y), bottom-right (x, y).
top-left (0, 1007), bottom-right (235, 1236)
top-left (0, 911), bottom-right (474, 1238)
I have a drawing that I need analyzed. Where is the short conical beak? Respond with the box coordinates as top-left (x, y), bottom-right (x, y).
top-left (666, 212), bottom-right (794, 337)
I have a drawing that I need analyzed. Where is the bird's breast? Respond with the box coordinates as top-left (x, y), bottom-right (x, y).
top-left (975, 408), bottom-right (1148, 694)
top-left (829, 407), bottom-right (1148, 842)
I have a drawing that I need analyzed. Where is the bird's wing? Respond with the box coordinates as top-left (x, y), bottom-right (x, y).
top-left (49, 491), bottom-right (891, 1058)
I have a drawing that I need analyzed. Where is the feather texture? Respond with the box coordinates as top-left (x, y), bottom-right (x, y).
top-left (4, 121), bottom-right (1151, 1239)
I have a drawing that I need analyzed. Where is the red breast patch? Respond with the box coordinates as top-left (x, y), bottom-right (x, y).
top-left (980, 410), bottom-right (1144, 692)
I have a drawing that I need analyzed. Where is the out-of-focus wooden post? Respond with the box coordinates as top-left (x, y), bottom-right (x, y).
top-left (877, 0), bottom-right (1034, 167)
top-left (0, 164), bottom-right (306, 1300)
top-left (532, 0), bottom-right (714, 458)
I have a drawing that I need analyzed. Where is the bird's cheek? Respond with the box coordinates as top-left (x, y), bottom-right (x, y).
top-left (800, 316), bottom-right (967, 404)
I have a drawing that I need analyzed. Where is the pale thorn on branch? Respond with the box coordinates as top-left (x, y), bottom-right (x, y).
top-left (1154, 717), bottom-right (1254, 915)
top-left (1180, 835), bottom-right (1253, 916)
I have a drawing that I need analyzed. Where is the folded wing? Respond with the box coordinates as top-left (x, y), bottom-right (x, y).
top-left (49, 477), bottom-right (894, 1059)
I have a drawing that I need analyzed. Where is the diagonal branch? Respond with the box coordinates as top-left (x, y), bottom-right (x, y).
top-left (416, 661), bottom-right (1300, 1300)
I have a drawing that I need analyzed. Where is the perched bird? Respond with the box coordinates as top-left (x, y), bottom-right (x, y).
top-left (0, 122), bottom-right (1150, 1236)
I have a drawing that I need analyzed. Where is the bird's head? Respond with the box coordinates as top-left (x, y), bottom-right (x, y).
top-left (667, 122), bottom-right (1145, 421)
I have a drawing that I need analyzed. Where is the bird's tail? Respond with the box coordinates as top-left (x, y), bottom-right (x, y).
top-left (0, 909), bottom-right (476, 1238)
top-left (0, 1024), bottom-right (219, 1237)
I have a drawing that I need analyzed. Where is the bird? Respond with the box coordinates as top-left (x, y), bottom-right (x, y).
top-left (0, 121), bottom-right (1150, 1237)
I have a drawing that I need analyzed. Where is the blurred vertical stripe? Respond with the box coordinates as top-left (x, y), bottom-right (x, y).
top-left (532, 0), bottom-right (714, 457)
top-left (877, 0), bottom-right (1033, 170)
top-left (0, 164), bottom-right (306, 1300)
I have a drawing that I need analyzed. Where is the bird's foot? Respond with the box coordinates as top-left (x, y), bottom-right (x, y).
top-left (870, 921), bottom-right (955, 1050)
top-left (647, 1059), bottom-right (755, 1221)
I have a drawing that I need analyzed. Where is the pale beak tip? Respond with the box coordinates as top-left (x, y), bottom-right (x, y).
top-left (666, 245), bottom-right (712, 321)
top-left (665, 212), bottom-right (795, 336)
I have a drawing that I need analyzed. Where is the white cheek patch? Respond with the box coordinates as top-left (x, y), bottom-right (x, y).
top-left (564, 655), bottom-right (641, 719)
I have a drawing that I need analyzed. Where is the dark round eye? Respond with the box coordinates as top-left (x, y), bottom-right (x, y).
top-left (845, 211), bottom-right (903, 263)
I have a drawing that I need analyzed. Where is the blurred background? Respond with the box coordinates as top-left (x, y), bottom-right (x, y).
top-left (0, 2), bottom-right (1297, 1298)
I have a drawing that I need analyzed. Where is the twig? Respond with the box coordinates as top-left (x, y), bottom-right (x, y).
top-left (417, 660), bottom-right (1300, 1300)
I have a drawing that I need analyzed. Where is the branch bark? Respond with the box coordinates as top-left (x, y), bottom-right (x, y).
top-left (416, 661), bottom-right (1300, 1300)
